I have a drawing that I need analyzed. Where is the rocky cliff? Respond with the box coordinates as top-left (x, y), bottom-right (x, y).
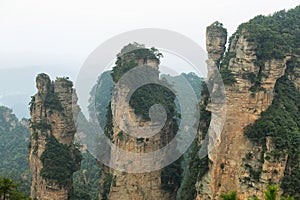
top-left (28, 73), bottom-right (81, 200)
top-left (195, 9), bottom-right (300, 199)
top-left (98, 43), bottom-right (181, 200)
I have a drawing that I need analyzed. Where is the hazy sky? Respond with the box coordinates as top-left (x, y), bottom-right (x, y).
top-left (0, 0), bottom-right (299, 73)
top-left (0, 0), bottom-right (299, 118)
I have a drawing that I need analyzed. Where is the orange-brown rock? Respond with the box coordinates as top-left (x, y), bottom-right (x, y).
top-left (98, 47), bottom-right (178, 200)
top-left (28, 74), bottom-right (80, 200)
top-left (206, 21), bottom-right (227, 68)
top-left (195, 27), bottom-right (291, 200)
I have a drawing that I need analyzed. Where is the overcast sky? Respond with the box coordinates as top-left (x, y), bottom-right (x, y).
top-left (0, 0), bottom-right (299, 72)
top-left (0, 0), bottom-right (299, 118)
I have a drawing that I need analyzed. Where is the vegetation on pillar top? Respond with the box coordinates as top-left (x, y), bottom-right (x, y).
top-left (220, 6), bottom-right (300, 86)
top-left (207, 21), bottom-right (227, 36)
top-left (111, 42), bottom-right (163, 83)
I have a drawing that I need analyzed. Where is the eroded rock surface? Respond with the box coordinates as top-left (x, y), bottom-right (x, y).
top-left (29, 74), bottom-right (80, 200)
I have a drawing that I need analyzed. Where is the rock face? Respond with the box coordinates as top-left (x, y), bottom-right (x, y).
top-left (206, 21), bottom-right (227, 67)
top-left (288, 56), bottom-right (300, 90)
top-left (28, 74), bottom-right (80, 200)
top-left (98, 45), bottom-right (179, 200)
top-left (195, 25), bottom-right (293, 199)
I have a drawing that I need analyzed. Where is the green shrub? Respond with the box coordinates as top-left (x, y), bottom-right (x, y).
top-left (111, 43), bottom-right (162, 83)
top-left (40, 136), bottom-right (81, 186)
top-left (161, 157), bottom-right (182, 192)
top-left (44, 92), bottom-right (63, 111)
top-left (178, 82), bottom-right (211, 200)
top-left (220, 191), bottom-right (237, 200)
top-left (219, 67), bottom-right (237, 85)
top-left (102, 174), bottom-right (113, 200)
top-left (245, 77), bottom-right (300, 196)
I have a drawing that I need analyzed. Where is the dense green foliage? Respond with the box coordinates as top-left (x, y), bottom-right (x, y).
top-left (103, 103), bottom-right (114, 140)
top-left (181, 73), bottom-right (203, 99)
top-left (60, 77), bottom-right (74, 88)
top-left (220, 191), bottom-right (237, 200)
top-left (0, 177), bottom-right (31, 200)
top-left (89, 74), bottom-right (115, 199)
top-left (264, 185), bottom-right (278, 200)
top-left (111, 43), bottom-right (178, 122)
top-left (91, 70), bottom-right (203, 197)
top-left (102, 174), bottom-right (113, 200)
top-left (221, 7), bottom-right (300, 196)
top-left (30, 119), bottom-right (51, 133)
top-left (71, 111), bottom-right (102, 200)
top-left (88, 71), bottom-right (114, 129)
top-left (112, 42), bottom-right (162, 83)
top-left (108, 43), bottom-right (183, 193)
top-left (70, 151), bottom-right (100, 200)
top-left (245, 77), bottom-right (300, 197)
top-left (112, 43), bottom-right (170, 121)
top-left (29, 90), bottom-right (63, 112)
top-left (219, 67), bottom-right (237, 85)
top-left (0, 106), bottom-right (31, 196)
top-left (221, 185), bottom-right (295, 200)
top-left (242, 6), bottom-right (300, 58)
top-left (161, 72), bottom-right (203, 100)
top-left (44, 91), bottom-right (63, 111)
top-left (40, 136), bottom-right (81, 186)
top-left (157, 73), bottom-right (204, 197)
top-left (208, 21), bottom-right (227, 36)
top-left (94, 102), bottom-right (114, 200)
top-left (161, 157), bottom-right (182, 192)
top-left (129, 83), bottom-right (177, 121)
top-left (221, 6), bottom-right (300, 87)
top-left (178, 82), bottom-right (211, 200)
top-left (178, 140), bottom-right (209, 200)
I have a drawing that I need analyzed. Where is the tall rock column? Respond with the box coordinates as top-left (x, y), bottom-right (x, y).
top-left (206, 21), bottom-right (227, 68)
top-left (196, 24), bottom-right (291, 199)
top-left (98, 44), bottom-right (180, 200)
top-left (28, 73), bottom-right (81, 200)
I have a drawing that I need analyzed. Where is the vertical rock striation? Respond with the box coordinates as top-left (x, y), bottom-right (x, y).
top-left (196, 22), bottom-right (294, 199)
top-left (98, 44), bottom-right (180, 200)
top-left (206, 21), bottom-right (227, 68)
top-left (28, 73), bottom-right (81, 200)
